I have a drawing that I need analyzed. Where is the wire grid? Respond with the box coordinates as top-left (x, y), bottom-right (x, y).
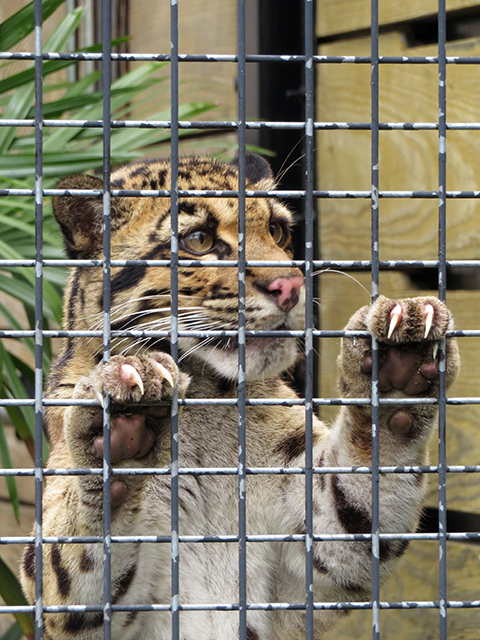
top-left (0, 0), bottom-right (480, 639)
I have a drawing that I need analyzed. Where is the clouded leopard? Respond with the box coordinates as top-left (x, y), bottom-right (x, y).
top-left (20, 153), bottom-right (460, 640)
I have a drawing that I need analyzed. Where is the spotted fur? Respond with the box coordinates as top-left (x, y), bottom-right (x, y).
top-left (20, 154), bottom-right (460, 639)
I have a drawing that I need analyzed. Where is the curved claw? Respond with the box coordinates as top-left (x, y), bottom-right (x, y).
top-left (388, 304), bottom-right (403, 339)
top-left (120, 364), bottom-right (145, 397)
top-left (154, 362), bottom-right (174, 388)
top-left (94, 388), bottom-right (104, 408)
top-left (424, 304), bottom-right (434, 339)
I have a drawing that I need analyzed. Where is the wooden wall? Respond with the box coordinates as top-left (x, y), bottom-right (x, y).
top-left (317, 0), bottom-right (480, 637)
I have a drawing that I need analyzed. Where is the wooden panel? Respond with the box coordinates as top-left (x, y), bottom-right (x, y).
top-left (129, 0), bottom-right (239, 124)
top-left (318, 0), bottom-right (480, 39)
top-left (327, 539), bottom-right (480, 639)
top-left (317, 33), bottom-right (480, 262)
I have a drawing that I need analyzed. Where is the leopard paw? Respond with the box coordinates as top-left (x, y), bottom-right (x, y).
top-left (338, 296), bottom-right (459, 437)
top-left (65, 352), bottom-right (190, 473)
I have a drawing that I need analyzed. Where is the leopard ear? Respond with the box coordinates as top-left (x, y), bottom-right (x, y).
top-left (53, 174), bottom-right (127, 258)
top-left (230, 152), bottom-right (274, 185)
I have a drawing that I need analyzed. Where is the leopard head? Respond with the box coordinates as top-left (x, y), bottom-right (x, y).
top-left (52, 154), bottom-right (305, 381)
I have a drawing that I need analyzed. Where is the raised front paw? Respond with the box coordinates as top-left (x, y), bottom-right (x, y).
top-left (338, 296), bottom-right (460, 432)
top-left (65, 352), bottom-right (190, 473)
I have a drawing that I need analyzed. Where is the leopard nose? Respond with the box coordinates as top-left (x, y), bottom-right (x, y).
top-left (266, 276), bottom-right (304, 312)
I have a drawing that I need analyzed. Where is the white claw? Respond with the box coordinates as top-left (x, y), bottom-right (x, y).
top-left (94, 388), bottom-right (104, 408)
top-left (424, 304), bottom-right (434, 339)
top-left (121, 364), bottom-right (144, 397)
top-left (155, 362), bottom-right (174, 388)
top-left (432, 342), bottom-right (439, 360)
top-left (388, 304), bottom-right (403, 339)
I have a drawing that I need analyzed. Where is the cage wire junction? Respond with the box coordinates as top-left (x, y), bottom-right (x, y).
top-left (0, 0), bottom-right (480, 639)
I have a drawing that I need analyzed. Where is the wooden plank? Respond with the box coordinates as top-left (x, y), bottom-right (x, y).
top-left (318, 0), bottom-right (480, 39)
top-left (327, 539), bottom-right (480, 638)
top-left (317, 33), bottom-right (480, 262)
top-left (129, 0), bottom-right (239, 124)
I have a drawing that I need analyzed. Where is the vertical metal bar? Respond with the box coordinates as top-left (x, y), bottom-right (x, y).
top-left (33, 0), bottom-right (44, 637)
top-left (304, 0), bottom-right (315, 638)
top-left (170, 0), bottom-right (180, 638)
top-left (370, 0), bottom-right (381, 636)
top-left (237, 0), bottom-right (247, 638)
top-left (101, 1), bottom-right (112, 638)
top-left (437, 0), bottom-right (448, 637)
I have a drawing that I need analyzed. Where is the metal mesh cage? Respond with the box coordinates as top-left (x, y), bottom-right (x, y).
top-left (0, 0), bottom-right (479, 639)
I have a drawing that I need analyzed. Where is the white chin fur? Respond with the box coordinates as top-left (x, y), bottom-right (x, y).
top-left (179, 288), bottom-right (305, 381)
top-left (178, 334), bottom-right (300, 382)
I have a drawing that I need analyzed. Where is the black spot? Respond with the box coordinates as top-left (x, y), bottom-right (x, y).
top-left (51, 544), bottom-right (71, 598)
top-left (156, 168), bottom-right (167, 187)
top-left (130, 165), bottom-right (147, 178)
top-left (181, 485), bottom-right (197, 500)
top-left (111, 177), bottom-right (125, 188)
top-left (179, 202), bottom-right (196, 215)
top-left (64, 613), bottom-right (103, 634)
top-left (67, 268), bottom-right (81, 330)
top-left (80, 548), bottom-right (95, 572)
top-left (148, 231), bottom-right (158, 243)
top-left (113, 565), bottom-right (137, 603)
top-left (125, 610), bottom-right (138, 626)
top-left (246, 626), bottom-right (259, 640)
top-left (331, 474), bottom-right (371, 535)
top-left (110, 245), bottom-right (167, 299)
top-left (217, 377), bottom-right (235, 395)
top-left (316, 453), bottom-right (326, 491)
top-left (274, 427), bottom-right (318, 464)
top-left (156, 208), bottom-right (171, 229)
top-left (179, 285), bottom-right (203, 296)
top-left (150, 178), bottom-right (158, 190)
top-left (22, 543), bottom-right (35, 580)
top-left (313, 555), bottom-right (329, 574)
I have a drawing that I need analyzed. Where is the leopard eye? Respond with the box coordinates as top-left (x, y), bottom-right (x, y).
top-left (182, 229), bottom-right (215, 254)
top-left (269, 220), bottom-right (285, 245)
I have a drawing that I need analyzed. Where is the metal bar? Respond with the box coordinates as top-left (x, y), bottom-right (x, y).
top-left (370, 0), bottom-right (381, 636)
top-left (101, 0), bottom-right (113, 637)
top-left (33, 0), bottom-right (44, 638)
top-left (4, 530), bottom-right (480, 546)
top-left (170, 1), bottom-right (180, 638)
top-left (304, 0), bottom-right (315, 637)
top-left (438, 0), bottom-right (448, 637)
top-left (237, 1), bottom-right (248, 637)
top-left (5, 117), bottom-right (480, 131)
top-left (5, 186), bottom-right (480, 198)
top-left (4, 50), bottom-right (480, 64)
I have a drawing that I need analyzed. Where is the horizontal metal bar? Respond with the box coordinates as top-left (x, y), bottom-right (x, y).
top-left (2, 118), bottom-right (480, 131)
top-left (2, 51), bottom-right (480, 64)
top-left (1, 464), bottom-right (478, 479)
top-left (1, 531), bottom-right (479, 546)
top-left (1, 599), bottom-right (480, 616)
top-left (3, 187), bottom-right (480, 199)
top-left (4, 396), bottom-right (480, 409)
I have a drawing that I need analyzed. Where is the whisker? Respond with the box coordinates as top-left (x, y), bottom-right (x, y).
top-left (312, 268), bottom-right (370, 298)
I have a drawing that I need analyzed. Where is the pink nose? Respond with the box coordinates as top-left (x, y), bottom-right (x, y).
top-left (267, 276), bottom-right (304, 312)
